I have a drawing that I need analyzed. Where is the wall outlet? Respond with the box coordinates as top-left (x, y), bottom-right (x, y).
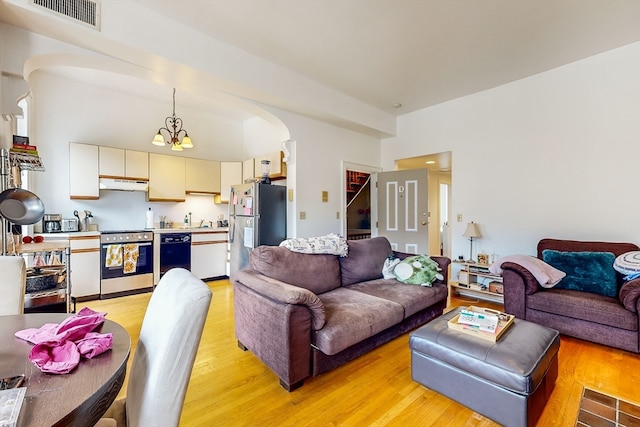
top-left (336, 211), bottom-right (340, 219)
top-left (300, 211), bottom-right (306, 220)
top-left (457, 214), bottom-right (463, 222)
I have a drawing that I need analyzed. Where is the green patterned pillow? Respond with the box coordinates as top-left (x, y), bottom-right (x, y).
top-left (393, 255), bottom-right (443, 287)
top-left (542, 250), bottom-right (617, 297)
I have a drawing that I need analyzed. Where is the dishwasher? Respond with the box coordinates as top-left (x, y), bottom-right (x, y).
top-left (159, 233), bottom-right (192, 277)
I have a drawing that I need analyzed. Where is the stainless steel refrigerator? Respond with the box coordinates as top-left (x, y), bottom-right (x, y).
top-left (229, 182), bottom-right (287, 277)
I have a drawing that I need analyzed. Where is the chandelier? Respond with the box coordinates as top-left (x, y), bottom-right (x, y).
top-left (152, 88), bottom-right (193, 151)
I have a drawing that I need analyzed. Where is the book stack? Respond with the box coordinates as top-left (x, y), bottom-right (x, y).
top-left (11, 135), bottom-right (38, 155)
top-left (457, 308), bottom-right (499, 333)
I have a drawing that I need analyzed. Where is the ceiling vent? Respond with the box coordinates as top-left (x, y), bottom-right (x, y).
top-left (30, 0), bottom-right (101, 30)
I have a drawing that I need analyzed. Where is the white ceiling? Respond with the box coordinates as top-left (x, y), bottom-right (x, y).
top-left (138, 0), bottom-right (640, 115)
top-left (1, 0), bottom-right (639, 131)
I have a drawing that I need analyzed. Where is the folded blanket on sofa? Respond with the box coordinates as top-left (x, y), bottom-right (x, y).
top-left (490, 255), bottom-right (566, 288)
top-left (280, 233), bottom-right (348, 257)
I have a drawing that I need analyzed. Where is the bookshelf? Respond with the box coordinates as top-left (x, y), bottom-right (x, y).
top-left (450, 261), bottom-right (504, 304)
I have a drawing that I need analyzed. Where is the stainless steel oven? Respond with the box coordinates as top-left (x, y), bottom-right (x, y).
top-left (100, 230), bottom-right (154, 298)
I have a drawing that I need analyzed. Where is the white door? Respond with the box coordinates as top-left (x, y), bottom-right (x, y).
top-left (376, 169), bottom-right (429, 254)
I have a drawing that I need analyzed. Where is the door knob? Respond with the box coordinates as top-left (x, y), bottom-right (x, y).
top-left (421, 221), bottom-right (427, 225)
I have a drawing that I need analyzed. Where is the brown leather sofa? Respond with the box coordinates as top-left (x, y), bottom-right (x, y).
top-left (500, 238), bottom-right (640, 353)
top-left (232, 237), bottom-right (450, 391)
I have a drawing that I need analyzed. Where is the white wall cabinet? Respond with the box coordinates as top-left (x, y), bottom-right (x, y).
top-left (99, 147), bottom-right (149, 180)
top-left (69, 235), bottom-right (101, 299)
top-left (69, 142), bottom-right (99, 200)
top-left (185, 158), bottom-right (221, 194)
top-left (191, 231), bottom-right (228, 279)
top-left (148, 153), bottom-right (186, 202)
top-left (216, 161), bottom-right (242, 203)
top-left (252, 151), bottom-right (286, 180)
top-left (242, 158), bottom-right (254, 183)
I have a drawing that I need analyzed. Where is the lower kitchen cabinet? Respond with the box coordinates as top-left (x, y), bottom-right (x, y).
top-left (69, 235), bottom-right (101, 300)
top-left (191, 231), bottom-right (228, 280)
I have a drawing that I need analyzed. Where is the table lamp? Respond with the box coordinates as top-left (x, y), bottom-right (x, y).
top-left (463, 221), bottom-right (481, 263)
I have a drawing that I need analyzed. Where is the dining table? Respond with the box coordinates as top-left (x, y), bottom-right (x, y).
top-left (0, 313), bottom-right (131, 427)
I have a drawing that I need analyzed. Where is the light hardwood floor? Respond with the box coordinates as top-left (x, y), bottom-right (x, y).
top-left (79, 279), bottom-right (640, 426)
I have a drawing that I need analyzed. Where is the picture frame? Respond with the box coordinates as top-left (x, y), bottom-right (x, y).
top-left (477, 253), bottom-right (490, 265)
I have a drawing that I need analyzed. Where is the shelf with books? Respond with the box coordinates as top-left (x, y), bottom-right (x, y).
top-left (450, 261), bottom-right (503, 304)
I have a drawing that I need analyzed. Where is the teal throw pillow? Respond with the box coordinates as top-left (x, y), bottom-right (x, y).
top-left (541, 250), bottom-right (617, 297)
top-left (393, 255), bottom-right (443, 287)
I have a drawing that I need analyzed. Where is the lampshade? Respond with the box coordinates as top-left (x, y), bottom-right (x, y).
top-left (181, 134), bottom-right (193, 148)
top-left (152, 132), bottom-right (165, 146)
top-left (463, 222), bottom-right (481, 238)
top-left (171, 143), bottom-right (183, 152)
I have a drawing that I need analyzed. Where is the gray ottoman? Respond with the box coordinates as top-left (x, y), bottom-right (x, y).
top-left (409, 307), bottom-right (559, 427)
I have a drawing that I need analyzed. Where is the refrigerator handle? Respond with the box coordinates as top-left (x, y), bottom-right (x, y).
top-left (228, 187), bottom-right (235, 243)
top-left (229, 216), bottom-right (235, 243)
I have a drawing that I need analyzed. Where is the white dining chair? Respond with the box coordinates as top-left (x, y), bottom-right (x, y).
top-left (0, 256), bottom-right (26, 315)
top-left (95, 268), bottom-right (212, 427)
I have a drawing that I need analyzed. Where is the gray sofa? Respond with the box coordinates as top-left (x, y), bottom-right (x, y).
top-left (232, 236), bottom-right (451, 391)
top-left (500, 238), bottom-right (640, 353)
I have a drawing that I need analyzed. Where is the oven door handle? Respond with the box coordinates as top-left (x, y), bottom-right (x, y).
top-left (102, 241), bottom-right (153, 248)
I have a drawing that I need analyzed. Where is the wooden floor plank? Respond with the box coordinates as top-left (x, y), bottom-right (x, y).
top-left (79, 279), bottom-right (640, 426)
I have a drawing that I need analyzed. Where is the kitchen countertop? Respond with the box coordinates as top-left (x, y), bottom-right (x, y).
top-left (153, 227), bottom-right (228, 234)
top-left (35, 231), bottom-right (101, 239)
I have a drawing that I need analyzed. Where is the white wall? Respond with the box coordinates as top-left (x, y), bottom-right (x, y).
top-left (268, 107), bottom-right (381, 238)
top-left (382, 42), bottom-right (640, 259)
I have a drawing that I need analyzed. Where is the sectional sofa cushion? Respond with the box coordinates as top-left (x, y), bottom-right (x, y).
top-left (339, 237), bottom-right (392, 286)
top-left (249, 245), bottom-right (341, 294)
top-left (346, 279), bottom-right (448, 318)
top-left (313, 288), bottom-right (404, 355)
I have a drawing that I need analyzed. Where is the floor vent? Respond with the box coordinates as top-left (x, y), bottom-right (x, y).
top-left (31, 0), bottom-right (101, 30)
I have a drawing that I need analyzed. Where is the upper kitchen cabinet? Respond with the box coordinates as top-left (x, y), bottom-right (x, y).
top-left (254, 151), bottom-right (286, 180)
top-left (215, 161), bottom-right (242, 203)
top-left (242, 158), bottom-right (254, 183)
top-left (185, 158), bottom-right (221, 195)
top-left (147, 153), bottom-right (186, 202)
top-left (99, 147), bottom-right (148, 180)
top-left (69, 142), bottom-right (99, 200)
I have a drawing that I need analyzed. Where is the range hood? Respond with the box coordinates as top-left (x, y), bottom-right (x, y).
top-left (99, 178), bottom-right (148, 192)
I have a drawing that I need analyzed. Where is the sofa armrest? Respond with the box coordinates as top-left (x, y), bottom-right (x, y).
top-left (233, 269), bottom-right (325, 390)
top-left (500, 261), bottom-right (543, 319)
top-left (233, 269), bottom-right (326, 330)
top-left (620, 278), bottom-right (640, 313)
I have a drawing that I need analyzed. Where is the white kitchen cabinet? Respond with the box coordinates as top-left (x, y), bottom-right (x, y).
top-left (253, 151), bottom-right (286, 180)
top-left (99, 146), bottom-right (125, 177)
top-left (69, 235), bottom-right (101, 299)
top-left (99, 147), bottom-right (149, 180)
top-left (125, 150), bottom-right (149, 180)
top-left (185, 158), bottom-right (221, 194)
top-left (148, 153), bottom-right (186, 202)
top-left (191, 231), bottom-right (228, 279)
top-left (215, 161), bottom-right (242, 203)
top-left (69, 142), bottom-right (99, 200)
top-left (242, 158), bottom-right (254, 183)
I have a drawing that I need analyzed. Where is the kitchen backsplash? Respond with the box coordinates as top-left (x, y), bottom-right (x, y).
top-left (36, 190), bottom-right (228, 232)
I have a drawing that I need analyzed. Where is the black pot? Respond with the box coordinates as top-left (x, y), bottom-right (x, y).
top-left (26, 268), bottom-right (59, 293)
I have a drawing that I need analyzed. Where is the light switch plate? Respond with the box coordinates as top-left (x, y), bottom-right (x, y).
top-left (300, 211), bottom-right (306, 220)
top-left (322, 191), bottom-right (328, 202)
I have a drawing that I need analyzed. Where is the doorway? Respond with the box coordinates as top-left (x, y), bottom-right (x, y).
top-left (342, 162), bottom-right (381, 240)
top-left (395, 151), bottom-right (452, 258)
